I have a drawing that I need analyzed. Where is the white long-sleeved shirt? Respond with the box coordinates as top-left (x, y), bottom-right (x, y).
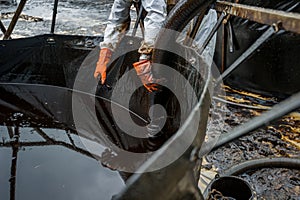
top-left (100, 0), bottom-right (167, 54)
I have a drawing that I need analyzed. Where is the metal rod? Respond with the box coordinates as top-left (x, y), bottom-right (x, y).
top-left (227, 20), bottom-right (234, 53)
top-left (10, 146), bottom-right (17, 200)
top-left (183, 21), bottom-right (194, 45)
top-left (9, 127), bottom-right (19, 200)
top-left (198, 11), bottom-right (226, 55)
top-left (200, 89), bottom-right (300, 155)
top-left (0, 19), bottom-right (7, 35)
top-left (50, 0), bottom-right (59, 34)
top-left (183, 12), bottom-right (205, 46)
top-left (221, 23), bottom-right (226, 72)
top-left (216, 1), bottom-right (299, 83)
top-left (66, 131), bottom-right (76, 147)
top-left (34, 127), bottom-right (55, 143)
top-left (7, 126), bottom-right (14, 139)
top-left (189, 14), bottom-right (206, 41)
top-left (132, 2), bottom-right (144, 37)
top-left (216, 26), bottom-right (275, 83)
top-left (213, 96), bottom-right (270, 110)
top-left (215, 0), bottom-right (300, 34)
top-left (3, 0), bottom-right (27, 40)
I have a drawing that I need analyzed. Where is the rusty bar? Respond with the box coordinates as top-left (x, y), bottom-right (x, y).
top-left (215, 1), bottom-right (300, 34)
top-left (183, 12), bottom-right (205, 46)
top-left (189, 13), bottom-right (205, 40)
top-left (3, 0), bottom-right (27, 40)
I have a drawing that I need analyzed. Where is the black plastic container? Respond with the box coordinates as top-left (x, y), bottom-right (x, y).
top-left (204, 176), bottom-right (254, 200)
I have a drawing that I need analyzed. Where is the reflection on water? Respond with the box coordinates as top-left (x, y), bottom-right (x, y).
top-left (0, 125), bottom-right (125, 200)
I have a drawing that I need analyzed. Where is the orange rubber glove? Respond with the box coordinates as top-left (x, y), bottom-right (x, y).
top-left (94, 48), bottom-right (112, 84)
top-left (133, 60), bottom-right (159, 92)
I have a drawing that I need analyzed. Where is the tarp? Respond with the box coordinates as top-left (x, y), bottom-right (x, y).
top-left (0, 34), bottom-right (101, 127)
top-left (0, 34), bottom-right (208, 165)
top-left (214, 0), bottom-right (300, 96)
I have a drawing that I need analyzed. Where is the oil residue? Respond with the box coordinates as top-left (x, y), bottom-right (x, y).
top-left (1, 1), bottom-right (299, 199)
top-left (202, 86), bottom-right (300, 199)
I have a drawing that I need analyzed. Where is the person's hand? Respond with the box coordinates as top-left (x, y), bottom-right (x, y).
top-left (94, 48), bottom-right (112, 84)
top-left (133, 59), bottom-right (159, 92)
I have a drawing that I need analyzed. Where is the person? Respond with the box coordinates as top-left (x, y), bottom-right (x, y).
top-left (94, 0), bottom-right (167, 92)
